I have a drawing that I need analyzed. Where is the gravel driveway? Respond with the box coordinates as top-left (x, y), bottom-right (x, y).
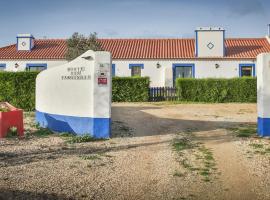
top-left (1, 103), bottom-right (270, 200)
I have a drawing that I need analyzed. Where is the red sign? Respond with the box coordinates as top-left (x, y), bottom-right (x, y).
top-left (98, 77), bottom-right (107, 85)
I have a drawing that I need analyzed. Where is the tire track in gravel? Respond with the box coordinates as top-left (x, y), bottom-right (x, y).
top-left (194, 130), bottom-right (260, 200)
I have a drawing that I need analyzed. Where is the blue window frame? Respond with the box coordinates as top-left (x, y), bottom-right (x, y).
top-left (0, 64), bottom-right (6, 71)
top-left (112, 64), bottom-right (116, 77)
top-left (129, 64), bottom-right (144, 77)
top-left (172, 63), bottom-right (195, 85)
top-left (239, 64), bottom-right (255, 77)
top-left (26, 63), bottom-right (47, 72)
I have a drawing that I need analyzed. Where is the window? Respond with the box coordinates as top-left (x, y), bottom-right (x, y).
top-left (239, 64), bottom-right (255, 77)
top-left (173, 64), bottom-right (195, 86)
top-left (112, 64), bottom-right (116, 77)
top-left (129, 64), bottom-right (144, 77)
top-left (175, 66), bottom-right (193, 78)
top-left (0, 64), bottom-right (6, 71)
top-left (26, 63), bottom-right (47, 72)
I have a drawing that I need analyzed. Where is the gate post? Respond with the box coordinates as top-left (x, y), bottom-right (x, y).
top-left (257, 53), bottom-right (270, 136)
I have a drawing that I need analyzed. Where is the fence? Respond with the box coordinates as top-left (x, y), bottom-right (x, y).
top-left (149, 87), bottom-right (178, 101)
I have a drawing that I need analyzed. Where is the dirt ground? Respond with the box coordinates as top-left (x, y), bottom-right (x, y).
top-left (1, 103), bottom-right (270, 200)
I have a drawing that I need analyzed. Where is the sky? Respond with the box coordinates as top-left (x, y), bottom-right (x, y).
top-left (0, 0), bottom-right (269, 46)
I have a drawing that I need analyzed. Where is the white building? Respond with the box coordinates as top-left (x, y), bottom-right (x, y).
top-left (0, 28), bottom-right (270, 87)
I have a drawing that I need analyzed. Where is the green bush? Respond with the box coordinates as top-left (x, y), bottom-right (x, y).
top-left (176, 77), bottom-right (256, 103)
top-left (112, 77), bottom-right (150, 102)
top-left (0, 72), bottom-right (38, 111)
top-left (0, 73), bottom-right (149, 111)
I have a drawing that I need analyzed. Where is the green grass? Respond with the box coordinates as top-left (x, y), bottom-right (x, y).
top-left (249, 143), bottom-right (264, 149)
top-left (79, 155), bottom-right (101, 160)
top-left (67, 135), bottom-right (107, 144)
top-left (173, 170), bottom-right (185, 177)
top-left (228, 124), bottom-right (257, 137)
top-left (172, 138), bottom-right (194, 152)
top-left (32, 127), bottom-right (54, 137)
top-left (6, 126), bottom-right (18, 138)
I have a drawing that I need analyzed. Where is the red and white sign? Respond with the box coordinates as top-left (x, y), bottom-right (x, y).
top-left (98, 77), bottom-right (107, 85)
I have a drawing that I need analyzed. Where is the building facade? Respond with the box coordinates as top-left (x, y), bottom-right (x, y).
top-left (0, 28), bottom-right (270, 87)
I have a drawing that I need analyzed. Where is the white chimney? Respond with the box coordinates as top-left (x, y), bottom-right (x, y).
top-left (16, 34), bottom-right (35, 51)
top-left (195, 27), bottom-right (225, 57)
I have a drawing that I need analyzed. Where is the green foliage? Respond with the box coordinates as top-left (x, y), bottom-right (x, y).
top-left (112, 77), bottom-right (150, 102)
top-left (176, 77), bottom-right (256, 103)
top-left (65, 32), bottom-right (103, 61)
top-left (0, 72), bottom-right (38, 111)
top-left (6, 126), bottom-right (18, 138)
top-left (67, 135), bottom-right (105, 144)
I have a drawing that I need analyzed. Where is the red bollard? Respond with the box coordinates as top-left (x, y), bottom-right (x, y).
top-left (0, 102), bottom-right (24, 138)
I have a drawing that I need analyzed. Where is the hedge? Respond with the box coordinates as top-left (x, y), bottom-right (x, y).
top-left (0, 72), bottom-right (38, 111)
top-left (112, 77), bottom-right (150, 102)
top-left (176, 77), bottom-right (256, 103)
top-left (0, 72), bottom-right (150, 111)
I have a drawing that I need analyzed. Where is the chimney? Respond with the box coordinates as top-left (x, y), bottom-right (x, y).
top-left (16, 34), bottom-right (35, 51)
top-left (268, 24), bottom-right (270, 37)
top-left (195, 27), bottom-right (225, 57)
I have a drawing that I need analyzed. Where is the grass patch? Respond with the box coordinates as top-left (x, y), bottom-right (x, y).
top-left (173, 138), bottom-right (194, 152)
top-left (67, 135), bottom-right (106, 144)
top-left (79, 155), bottom-right (101, 160)
top-left (32, 127), bottom-right (54, 137)
top-left (6, 126), bottom-right (18, 138)
top-left (228, 124), bottom-right (257, 137)
top-left (249, 143), bottom-right (264, 149)
top-left (173, 170), bottom-right (185, 177)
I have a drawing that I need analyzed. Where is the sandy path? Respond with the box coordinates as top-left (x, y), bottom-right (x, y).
top-left (194, 130), bottom-right (260, 200)
top-left (2, 103), bottom-right (270, 200)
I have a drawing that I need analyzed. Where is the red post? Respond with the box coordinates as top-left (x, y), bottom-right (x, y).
top-left (0, 102), bottom-right (24, 138)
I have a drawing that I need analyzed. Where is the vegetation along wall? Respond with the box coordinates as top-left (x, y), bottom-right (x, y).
top-left (176, 77), bottom-right (256, 103)
top-left (0, 72), bottom-right (150, 111)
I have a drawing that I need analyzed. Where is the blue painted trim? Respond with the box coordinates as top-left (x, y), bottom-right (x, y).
top-left (239, 64), bottom-right (255, 77)
top-left (0, 63), bottom-right (6, 70)
top-left (36, 110), bottom-right (111, 138)
top-left (172, 63), bottom-right (195, 85)
top-left (258, 117), bottom-right (270, 137)
top-left (26, 63), bottom-right (47, 71)
top-left (129, 64), bottom-right (144, 69)
top-left (112, 64), bottom-right (116, 77)
top-left (195, 29), bottom-right (225, 57)
top-left (223, 30), bottom-right (225, 57)
top-left (195, 30), bottom-right (198, 57)
top-left (16, 35), bottom-right (34, 51)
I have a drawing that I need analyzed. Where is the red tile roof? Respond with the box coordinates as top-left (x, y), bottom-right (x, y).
top-left (0, 38), bottom-right (269, 60)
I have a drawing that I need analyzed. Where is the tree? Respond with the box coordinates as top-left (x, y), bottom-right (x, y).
top-left (65, 32), bottom-right (103, 61)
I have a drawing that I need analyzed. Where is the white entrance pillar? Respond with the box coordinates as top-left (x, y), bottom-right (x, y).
top-left (257, 53), bottom-right (270, 136)
top-left (35, 50), bottom-right (112, 138)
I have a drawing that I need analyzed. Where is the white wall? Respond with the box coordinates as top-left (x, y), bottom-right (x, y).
top-left (0, 60), bottom-right (67, 71)
top-left (196, 30), bottom-right (224, 57)
top-left (0, 58), bottom-right (257, 87)
top-left (113, 59), bottom-right (256, 87)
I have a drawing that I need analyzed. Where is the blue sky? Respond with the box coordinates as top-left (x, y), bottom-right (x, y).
top-left (0, 0), bottom-right (269, 46)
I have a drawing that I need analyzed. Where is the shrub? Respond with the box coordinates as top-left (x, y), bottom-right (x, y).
top-left (0, 72), bottom-right (38, 111)
top-left (176, 77), bottom-right (256, 103)
top-left (112, 77), bottom-right (150, 102)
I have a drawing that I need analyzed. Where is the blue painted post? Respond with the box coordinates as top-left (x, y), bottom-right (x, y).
top-left (257, 53), bottom-right (270, 136)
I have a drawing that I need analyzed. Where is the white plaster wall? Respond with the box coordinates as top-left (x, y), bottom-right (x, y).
top-left (113, 59), bottom-right (256, 87)
top-left (257, 53), bottom-right (270, 118)
top-left (0, 58), bottom-right (257, 87)
top-left (17, 37), bottom-right (31, 51)
top-left (197, 31), bottom-right (224, 57)
top-left (36, 50), bottom-right (111, 118)
top-left (0, 60), bottom-right (67, 71)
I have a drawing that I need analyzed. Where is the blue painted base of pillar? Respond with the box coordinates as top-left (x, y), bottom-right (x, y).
top-left (258, 117), bottom-right (270, 137)
top-left (36, 110), bottom-right (111, 138)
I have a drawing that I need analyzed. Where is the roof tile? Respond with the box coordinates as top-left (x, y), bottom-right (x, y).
top-left (0, 38), bottom-right (269, 60)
